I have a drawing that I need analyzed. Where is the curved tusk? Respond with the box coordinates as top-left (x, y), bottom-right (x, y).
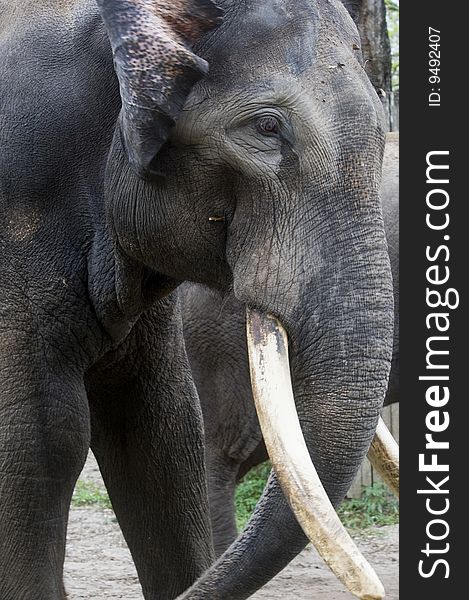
top-left (246, 308), bottom-right (385, 600)
top-left (368, 417), bottom-right (399, 498)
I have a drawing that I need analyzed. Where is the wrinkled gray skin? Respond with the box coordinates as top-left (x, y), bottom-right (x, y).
top-left (0, 1), bottom-right (393, 599)
top-left (181, 133), bottom-right (399, 556)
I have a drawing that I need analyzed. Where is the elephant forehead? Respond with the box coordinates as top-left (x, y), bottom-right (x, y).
top-left (197, 0), bottom-right (359, 82)
top-left (197, 0), bottom-right (319, 76)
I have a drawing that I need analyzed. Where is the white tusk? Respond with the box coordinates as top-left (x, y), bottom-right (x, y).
top-left (368, 417), bottom-right (399, 498)
top-left (246, 308), bottom-right (385, 600)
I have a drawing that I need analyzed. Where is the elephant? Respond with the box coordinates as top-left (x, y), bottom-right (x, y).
top-left (180, 132), bottom-right (399, 557)
top-left (1, 1), bottom-right (397, 599)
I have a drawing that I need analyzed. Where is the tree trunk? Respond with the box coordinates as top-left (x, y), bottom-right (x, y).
top-left (343, 0), bottom-right (392, 92)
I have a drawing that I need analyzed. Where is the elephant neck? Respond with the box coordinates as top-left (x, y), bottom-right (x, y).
top-left (84, 121), bottom-right (179, 347)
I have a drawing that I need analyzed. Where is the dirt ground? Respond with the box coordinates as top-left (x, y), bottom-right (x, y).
top-left (65, 455), bottom-right (399, 599)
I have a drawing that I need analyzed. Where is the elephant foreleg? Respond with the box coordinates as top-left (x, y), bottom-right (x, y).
top-left (87, 305), bottom-right (214, 600)
top-left (0, 335), bottom-right (90, 600)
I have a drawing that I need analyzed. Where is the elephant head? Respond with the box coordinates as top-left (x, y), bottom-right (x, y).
top-left (99, 0), bottom-right (397, 597)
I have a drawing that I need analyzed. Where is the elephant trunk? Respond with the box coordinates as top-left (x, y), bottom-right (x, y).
top-left (179, 224), bottom-right (396, 599)
top-left (246, 309), bottom-right (387, 599)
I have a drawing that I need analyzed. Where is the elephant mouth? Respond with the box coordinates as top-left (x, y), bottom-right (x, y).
top-left (246, 308), bottom-right (399, 600)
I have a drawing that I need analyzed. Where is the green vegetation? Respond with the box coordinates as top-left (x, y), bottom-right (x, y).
top-left (234, 463), bottom-right (272, 530)
top-left (234, 465), bottom-right (399, 532)
top-left (385, 0), bottom-right (399, 89)
top-left (72, 480), bottom-right (112, 510)
top-left (337, 482), bottom-right (399, 531)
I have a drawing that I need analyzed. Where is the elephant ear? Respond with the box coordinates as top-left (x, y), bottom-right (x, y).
top-left (97, 0), bottom-right (223, 175)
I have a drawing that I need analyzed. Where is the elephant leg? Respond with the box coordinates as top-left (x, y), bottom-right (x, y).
top-left (89, 387), bottom-right (214, 599)
top-left (87, 308), bottom-right (214, 600)
top-left (206, 450), bottom-right (240, 557)
top-left (0, 341), bottom-right (90, 600)
top-left (236, 440), bottom-right (268, 482)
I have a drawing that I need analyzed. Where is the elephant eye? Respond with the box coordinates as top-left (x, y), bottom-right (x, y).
top-left (256, 116), bottom-right (280, 136)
